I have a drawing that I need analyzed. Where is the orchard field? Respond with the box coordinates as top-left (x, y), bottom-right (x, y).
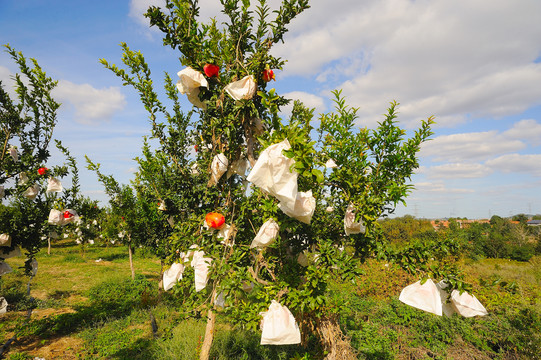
top-left (2, 1), bottom-right (541, 359)
top-left (1, 239), bottom-right (540, 359)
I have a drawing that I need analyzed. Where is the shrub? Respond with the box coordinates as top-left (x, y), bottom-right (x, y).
top-left (86, 274), bottom-right (158, 317)
top-left (209, 328), bottom-right (305, 360)
top-left (150, 319), bottom-right (206, 360)
top-left (509, 245), bottom-right (534, 262)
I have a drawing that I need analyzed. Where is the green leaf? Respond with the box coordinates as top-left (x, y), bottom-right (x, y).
top-left (311, 169), bottom-right (324, 183)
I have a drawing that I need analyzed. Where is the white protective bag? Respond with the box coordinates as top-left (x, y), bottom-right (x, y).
top-left (158, 202), bottom-right (167, 211)
top-left (23, 184), bottom-right (40, 200)
top-left (260, 300), bottom-right (301, 345)
top-left (18, 172), bottom-right (28, 185)
top-left (0, 262), bottom-right (12, 276)
top-left (450, 289), bottom-right (488, 317)
top-left (344, 204), bottom-right (365, 235)
top-left (190, 163), bottom-right (199, 175)
top-left (325, 159), bottom-right (338, 168)
top-left (246, 139), bottom-right (298, 210)
top-left (176, 67), bottom-right (208, 109)
top-left (209, 153), bottom-right (229, 186)
top-left (30, 258), bottom-right (38, 277)
top-left (224, 75), bottom-right (257, 101)
top-left (250, 219), bottom-right (279, 249)
top-left (191, 250), bottom-right (212, 292)
top-left (1, 246), bottom-right (21, 260)
top-left (297, 252), bottom-right (309, 267)
top-left (62, 209), bottom-right (80, 225)
top-left (214, 291), bottom-right (226, 308)
top-left (48, 209), bottom-right (65, 226)
top-left (0, 297), bottom-right (7, 314)
top-left (227, 158), bottom-right (249, 179)
top-left (278, 190), bottom-right (316, 224)
top-left (217, 223), bottom-right (236, 246)
top-left (399, 279), bottom-right (443, 316)
top-left (163, 262), bottom-right (185, 291)
top-left (8, 145), bottom-right (18, 162)
top-left (46, 177), bottom-right (63, 193)
top-left (0, 234), bottom-right (11, 247)
top-left (435, 281), bottom-right (455, 317)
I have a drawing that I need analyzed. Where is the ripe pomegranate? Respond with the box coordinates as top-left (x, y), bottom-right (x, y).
top-left (206, 212), bottom-right (225, 229)
top-left (203, 64), bottom-right (220, 78)
top-left (262, 68), bottom-right (275, 82)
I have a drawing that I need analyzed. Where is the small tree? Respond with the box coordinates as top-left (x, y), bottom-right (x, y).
top-left (0, 45), bottom-right (81, 266)
top-left (86, 158), bottom-right (171, 279)
top-left (0, 45), bottom-right (80, 356)
top-left (95, 1), bottom-right (468, 358)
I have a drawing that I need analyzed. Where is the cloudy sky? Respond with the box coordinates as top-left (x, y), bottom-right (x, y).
top-left (1, 0), bottom-right (540, 219)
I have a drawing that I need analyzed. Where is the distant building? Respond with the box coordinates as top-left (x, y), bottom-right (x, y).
top-left (430, 219), bottom-right (490, 230)
top-left (527, 220), bottom-right (541, 226)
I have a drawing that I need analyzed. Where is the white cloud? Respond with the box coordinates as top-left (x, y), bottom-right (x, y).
top-left (418, 117), bottom-right (541, 181)
top-left (129, 0), bottom-right (232, 32)
top-left (0, 65), bottom-right (16, 98)
top-left (274, 0), bottom-right (541, 127)
top-left (503, 119), bottom-right (541, 146)
top-left (414, 181), bottom-right (474, 194)
top-left (427, 163), bottom-right (491, 179)
top-left (129, 0), bottom-right (166, 28)
top-left (280, 91), bottom-right (326, 116)
top-left (2, 69), bottom-right (126, 123)
top-left (0, 65), bottom-right (12, 84)
top-left (486, 154), bottom-right (541, 176)
top-left (420, 131), bottom-right (525, 163)
top-left (53, 80), bottom-right (126, 124)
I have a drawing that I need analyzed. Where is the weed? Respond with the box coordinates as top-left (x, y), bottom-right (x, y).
top-left (149, 318), bottom-right (206, 360)
top-left (85, 273), bottom-right (158, 315)
top-left (209, 328), bottom-right (304, 360)
top-left (3, 242), bottom-right (541, 359)
top-left (7, 352), bottom-right (31, 360)
top-left (0, 278), bottom-right (33, 311)
top-left (61, 254), bottom-right (85, 263)
top-left (79, 315), bottom-right (153, 359)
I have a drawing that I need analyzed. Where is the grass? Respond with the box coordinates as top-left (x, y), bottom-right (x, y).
top-left (1, 240), bottom-right (540, 359)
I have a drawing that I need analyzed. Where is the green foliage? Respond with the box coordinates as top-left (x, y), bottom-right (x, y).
top-left (444, 217), bottom-right (536, 262)
top-left (2, 241), bottom-right (540, 359)
top-left (209, 328), bottom-right (305, 359)
top-left (536, 231), bottom-right (541, 255)
top-left (89, 1), bottom-right (441, 348)
top-left (337, 294), bottom-right (541, 359)
top-left (150, 319), bottom-right (206, 360)
top-left (379, 216), bottom-right (436, 247)
top-left (512, 213), bottom-right (528, 224)
top-left (0, 276), bottom-right (35, 312)
top-left (0, 45), bottom-right (80, 267)
top-left (509, 245), bottom-right (535, 262)
top-left (79, 315), bottom-right (152, 360)
top-left (85, 274), bottom-right (158, 315)
top-left (7, 353), bottom-right (31, 360)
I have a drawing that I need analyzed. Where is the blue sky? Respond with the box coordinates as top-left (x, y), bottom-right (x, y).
top-left (1, 0), bottom-right (540, 219)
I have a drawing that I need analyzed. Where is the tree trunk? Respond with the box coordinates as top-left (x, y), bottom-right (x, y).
top-left (199, 308), bottom-right (216, 360)
top-left (128, 242), bottom-right (135, 280)
top-left (47, 238), bottom-right (51, 255)
top-left (158, 259), bottom-right (164, 290)
top-left (316, 316), bottom-right (357, 360)
top-left (1, 266), bottom-right (37, 356)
